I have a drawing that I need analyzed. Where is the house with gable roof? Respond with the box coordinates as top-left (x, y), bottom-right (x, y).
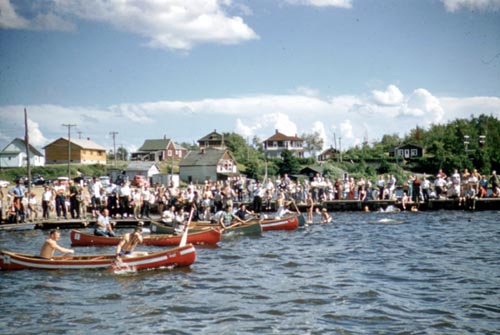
top-left (197, 129), bottom-right (226, 149)
top-left (263, 129), bottom-right (305, 159)
top-left (179, 147), bottom-right (238, 183)
top-left (0, 138), bottom-right (45, 168)
top-left (131, 137), bottom-right (187, 162)
top-left (44, 137), bottom-right (106, 165)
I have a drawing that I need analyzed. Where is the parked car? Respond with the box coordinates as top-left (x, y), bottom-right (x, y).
top-left (32, 175), bottom-right (46, 186)
top-left (133, 175), bottom-right (149, 188)
top-left (0, 180), bottom-right (10, 188)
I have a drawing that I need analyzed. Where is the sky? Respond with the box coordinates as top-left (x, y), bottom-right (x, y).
top-left (0, 0), bottom-right (499, 156)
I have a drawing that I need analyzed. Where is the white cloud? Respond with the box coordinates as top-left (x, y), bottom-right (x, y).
top-left (401, 88), bottom-right (444, 124)
top-left (0, 0), bottom-right (29, 29)
top-left (52, 0), bottom-right (257, 50)
top-left (442, 0), bottom-right (500, 12)
top-left (372, 85), bottom-right (404, 106)
top-left (1, 86), bottom-right (499, 153)
top-left (285, 0), bottom-right (353, 9)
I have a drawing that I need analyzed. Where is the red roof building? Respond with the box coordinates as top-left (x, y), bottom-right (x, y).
top-left (263, 130), bottom-right (304, 159)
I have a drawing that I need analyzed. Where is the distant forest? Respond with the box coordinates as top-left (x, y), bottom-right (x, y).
top-left (219, 114), bottom-right (500, 182)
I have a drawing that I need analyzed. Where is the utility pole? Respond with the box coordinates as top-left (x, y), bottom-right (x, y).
top-left (62, 123), bottom-right (76, 179)
top-left (24, 108), bottom-right (31, 196)
top-left (110, 131), bottom-right (119, 167)
top-left (339, 137), bottom-right (342, 163)
top-left (77, 131), bottom-right (82, 139)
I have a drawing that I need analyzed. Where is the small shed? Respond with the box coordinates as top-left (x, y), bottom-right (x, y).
top-left (123, 162), bottom-right (160, 181)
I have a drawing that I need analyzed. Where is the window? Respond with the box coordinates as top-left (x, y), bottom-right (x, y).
top-left (168, 150), bottom-right (172, 157)
top-left (411, 149), bottom-right (418, 156)
top-left (397, 149), bottom-right (403, 156)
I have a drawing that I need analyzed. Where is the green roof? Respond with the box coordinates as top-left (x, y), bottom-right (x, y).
top-left (138, 139), bottom-right (170, 151)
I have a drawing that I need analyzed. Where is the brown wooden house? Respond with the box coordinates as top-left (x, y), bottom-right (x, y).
top-left (131, 138), bottom-right (187, 162)
top-left (197, 129), bottom-right (225, 149)
top-left (44, 138), bottom-right (107, 165)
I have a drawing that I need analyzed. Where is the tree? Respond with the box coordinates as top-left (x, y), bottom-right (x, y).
top-left (117, 147), bottom-right (128, 161)
top-left (276, 150), bottom-right (301, 176)
top-left (301, 131), bottom-right (324, 159)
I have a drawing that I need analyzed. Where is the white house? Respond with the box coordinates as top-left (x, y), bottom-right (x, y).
top-left (0, 138), bottom-right (45, 168)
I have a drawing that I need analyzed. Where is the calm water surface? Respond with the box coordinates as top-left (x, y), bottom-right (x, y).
top-left (0, 211), bottom-right (499, 335)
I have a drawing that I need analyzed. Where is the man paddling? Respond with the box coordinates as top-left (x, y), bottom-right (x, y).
top-left (115, 227), bottom-right (145, 259)
top-left (219, 205), bottom-right (245, 228)
top-left (40, 229), bottom-right (74, 259)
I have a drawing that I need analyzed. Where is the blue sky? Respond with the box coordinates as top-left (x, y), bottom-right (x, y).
top-left (1, 0), bottom-right (499, 155)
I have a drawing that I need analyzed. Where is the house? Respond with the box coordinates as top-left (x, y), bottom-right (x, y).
top-left (392, 144), bottom-right (424, 160)
top-left (123, 162), bottom-right (160, 181)
top-left (318, 146), bottom-right (339, 162)
top-left (131, 137), bottom-right (187, 162)
top-left (299, 166), bottom-right (324, 180)
top-left (197, 129), bottom-right (225, 149)
top-left (44, 138), bottom-right (107, 165)
top-left (263, 130), bottom-right (305, 159)
top-left (0, 138), bottom-right (45, 168)
top-left (179, 148), bottom-right (238, 183)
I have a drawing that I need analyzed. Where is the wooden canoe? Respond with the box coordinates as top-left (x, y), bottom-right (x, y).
top-left (70, 229), bottom-right (221, 246)
top-left (150, 220), bottom-right (177, 235)
top-left (0, 244), bottom-right (196, 271)
top-left (257, 215), bottom-right (300, 231)
top-left (189, 221), bottom-right (262, 236)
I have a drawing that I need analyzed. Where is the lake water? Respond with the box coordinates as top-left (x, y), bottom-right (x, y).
top-left (1, 210), bottom-right (499, 335)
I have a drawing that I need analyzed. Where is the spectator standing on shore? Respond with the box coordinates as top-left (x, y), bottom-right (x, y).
top-left (412, 175), bottom-right (421, 203)
top-left (9, 180), bottom-right (26, 223)
top-left (118, 181), bottom-right (131, 218)
top-left (377, 175), bottom-right (386, 200)
top-left (489, 170), bottom-right (499, 197)
top-left (53, 180), bottom-right (67, 220)
top-left (68, 180), bottom-right (80, 219)
top-left (252, 181), bottom-right (263, 215)
top-left (89, 177), bottom-right (103, 218)
top-left (421, 175), bottom-right (431, 202)
top-left (27, 192), bottom-right (39, 221)
top-left (41, 185), bottom-right (53, 219)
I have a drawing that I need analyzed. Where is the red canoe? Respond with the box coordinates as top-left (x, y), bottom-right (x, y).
top-left (257, 215), bottom-right (300, 231)
top-left (0, 244), bottom-right (196, 271)
top-left (70, 229), bottom-right (221, 247)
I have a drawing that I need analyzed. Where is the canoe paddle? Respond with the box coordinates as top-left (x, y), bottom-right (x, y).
top-left (179, 206), bottom-right (194, 247)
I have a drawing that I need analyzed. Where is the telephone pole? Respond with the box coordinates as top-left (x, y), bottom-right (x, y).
top-left (110, 131), bottom-right (119, 167)
top-left (62, 124), bottom-right (77, 179)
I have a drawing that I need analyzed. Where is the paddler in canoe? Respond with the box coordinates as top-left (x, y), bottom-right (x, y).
top-left (219, 204), bottom-right (247, 229)
top-left (40, 229), bottom-right (75, 259)
top-left (115, 227), bottom-right (147, 260)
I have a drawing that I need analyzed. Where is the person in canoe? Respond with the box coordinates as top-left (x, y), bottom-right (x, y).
top-left (275, 192), bottom-right (297, 219)
top-left (115, 227), bottom-right (145, 259)
top-left (235, 203), bottom-right (254, 221)
top-left (40, 229), bottom-right (75, 259)
top-left (161, 204), bottom-right (176, 227)
top-left (94, 208), bottom-right (116, 237)
top-left (219, 204), bottom-right (246, 228)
